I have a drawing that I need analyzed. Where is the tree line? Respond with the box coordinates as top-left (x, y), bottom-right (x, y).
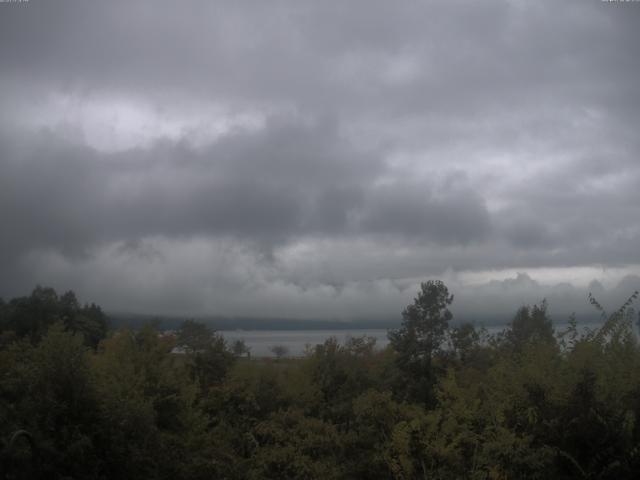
top-left (1, 282), bottom-right (639, 479)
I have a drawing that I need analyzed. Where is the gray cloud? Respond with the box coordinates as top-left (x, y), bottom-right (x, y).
top-left (450, 273), bottom-right (640, 326)
top-left (358, 183), bottom-right (491, 244)
top-left (0, 116), bottom-right (491, 270)
top-left (1, 0), bottom-right (639, 318)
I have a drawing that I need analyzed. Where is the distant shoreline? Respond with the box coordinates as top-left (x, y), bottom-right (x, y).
top-left (108, 312), bottom-right (608, 331)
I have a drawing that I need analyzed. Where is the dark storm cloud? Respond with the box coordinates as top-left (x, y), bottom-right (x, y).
top-left (0, 0), bottom-right (639, 316)
top-left (358, 184), bottom-right (490, 244)
top-left (0, 116), bottom-right (491, 273)
top-left (1, 1), bottom-right (635, 117)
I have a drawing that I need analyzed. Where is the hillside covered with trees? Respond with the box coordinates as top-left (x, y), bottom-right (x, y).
top-left (1, 281), bottom-right (640, 479)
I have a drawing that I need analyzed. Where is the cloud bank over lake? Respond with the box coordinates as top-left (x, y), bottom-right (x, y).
top-left (1, 0), bottom-right (639, 319)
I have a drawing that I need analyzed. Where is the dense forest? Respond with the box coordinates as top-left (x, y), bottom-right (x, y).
top-left (1, 281), bottom-right (640, 479)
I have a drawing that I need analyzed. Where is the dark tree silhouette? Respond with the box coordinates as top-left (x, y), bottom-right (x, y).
top-left (388, 280), bottom-right (453, 404)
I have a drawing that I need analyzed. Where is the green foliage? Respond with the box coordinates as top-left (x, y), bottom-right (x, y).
top-left (176, 319), bottom-right (236, 391)
top-left (304, 336), bottom-right (384, 424)
top-left (388, 280), bottom-right (454, 405)
top-left (176, 319), bottom-right (214, 353)
top-left (248, 408), bottom-right (344, 480)
top-left (0, 286), bottom-right (108, 347)
top-left (2, 283), bottom-right (640, 479)
top-left (91, 324), bottom-right (214, 479)
top-left (506, 300), bottom-right (555, 350)
top-left (1, 324), bottom-right (101, 479)
top-left (389, 280), bottom-right (454, 362)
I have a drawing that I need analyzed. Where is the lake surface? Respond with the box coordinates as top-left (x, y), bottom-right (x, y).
top-left (219, 329), bottom-right (390, 357)
top-left (220, 321), bottom-right (612, 357)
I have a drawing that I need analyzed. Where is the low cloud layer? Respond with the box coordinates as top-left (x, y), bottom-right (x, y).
top-left (1, 0), bottom-right (639, 320)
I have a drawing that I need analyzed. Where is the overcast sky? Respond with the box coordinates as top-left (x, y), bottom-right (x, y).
top-left (1, 0), bottom-right (639, 322)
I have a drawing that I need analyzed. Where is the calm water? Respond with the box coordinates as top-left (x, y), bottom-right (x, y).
top-left (220, 322), bottom-right (611, 357)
